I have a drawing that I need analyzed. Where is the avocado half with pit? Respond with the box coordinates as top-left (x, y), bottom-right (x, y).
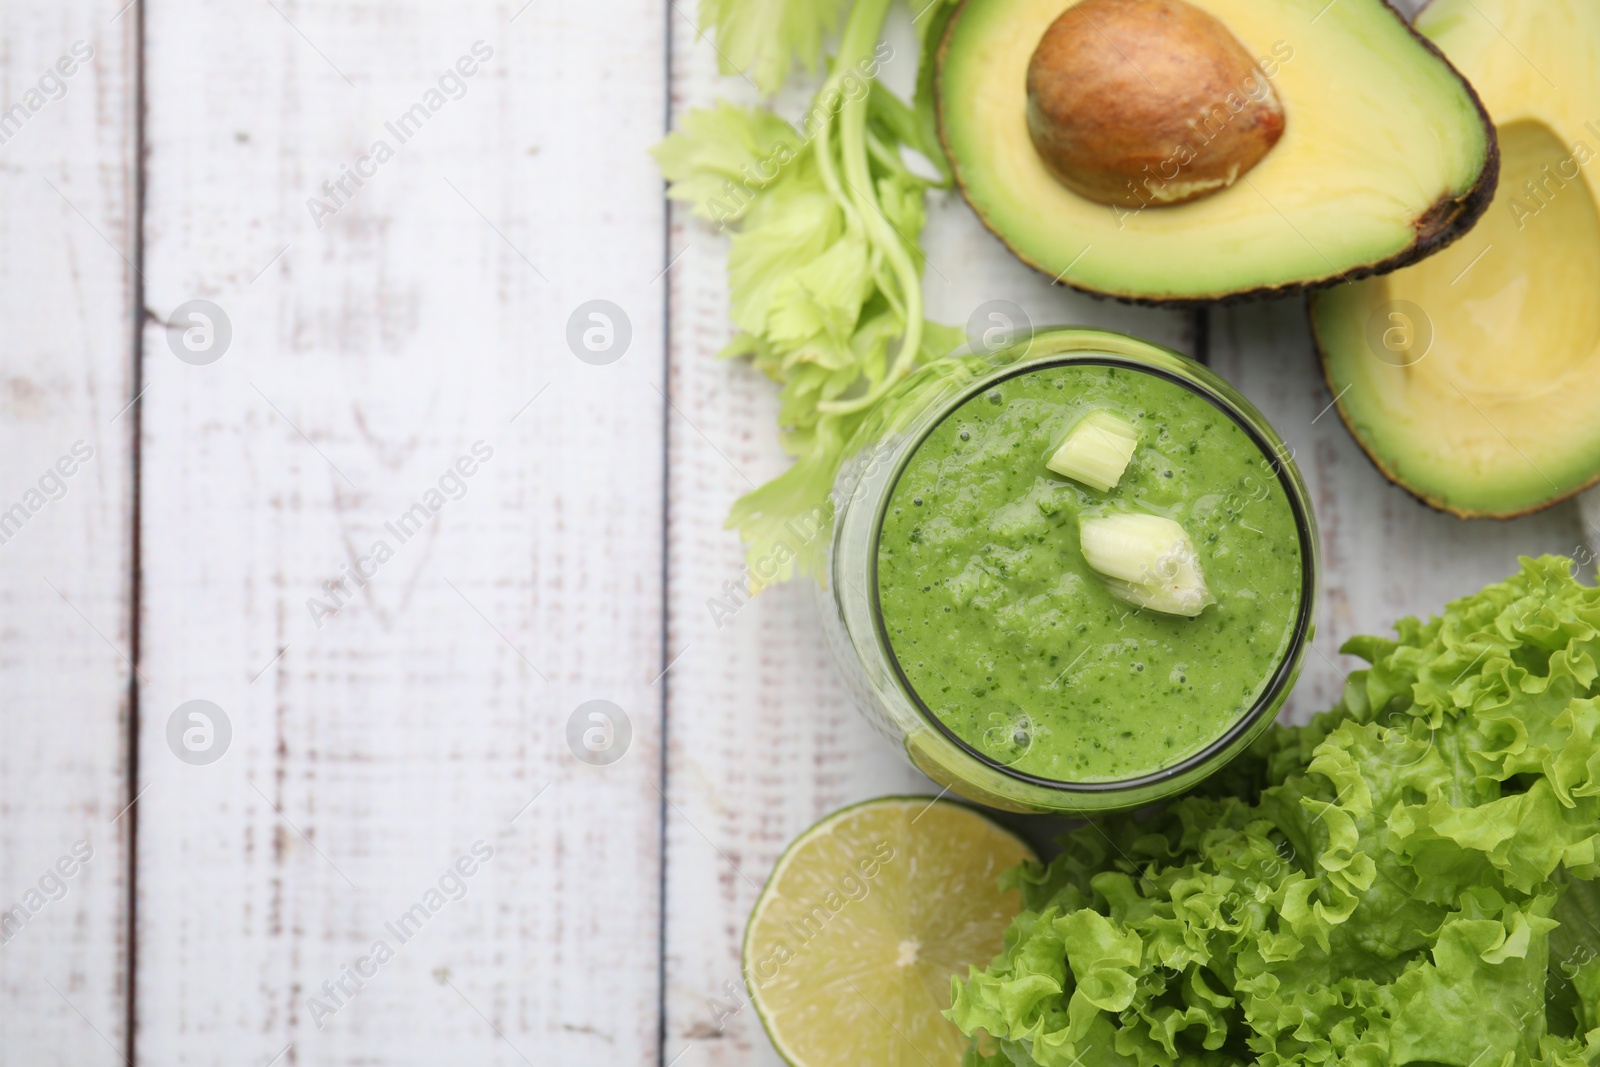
top-left (1312, 0), bottom-right (1600, 517)
top-left (937, 0), bottom-right (1499, 304)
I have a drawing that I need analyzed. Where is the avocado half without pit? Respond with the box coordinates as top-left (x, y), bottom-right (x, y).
top-left (1312, 0), bottom-right (1600, 517)
top-left (937, 0), bottom-right (1500, 304)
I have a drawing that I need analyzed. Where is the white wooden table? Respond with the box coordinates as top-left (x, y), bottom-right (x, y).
top-left (0, 1), bottom-right (1585, 1064)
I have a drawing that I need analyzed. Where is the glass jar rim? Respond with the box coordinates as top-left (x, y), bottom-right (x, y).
top-left (864, 347), bottom-right (1319, 795)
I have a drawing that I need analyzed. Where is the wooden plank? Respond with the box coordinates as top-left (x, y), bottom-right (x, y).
top-left (0, 6), bottom-right (136, 1065)
top-left (661, 14), bottom-right (1585, 1067)
top-left (1210, 298), bottom-right (1584, 720)
top-left (136, 2), bottom-right (665, 1062)
top-left (660, 11), bottom-right (1195, 1064)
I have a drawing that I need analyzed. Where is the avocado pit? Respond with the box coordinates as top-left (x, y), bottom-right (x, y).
top-left (1025, 0), bottom-right (1286, 208)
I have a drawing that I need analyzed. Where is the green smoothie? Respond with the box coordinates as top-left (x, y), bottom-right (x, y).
top-left (874, 362), bottom-right (1305, 783)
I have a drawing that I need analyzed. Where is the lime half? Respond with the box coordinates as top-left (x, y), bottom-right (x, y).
top-left (743, 797), bottom-right (1036, 1066)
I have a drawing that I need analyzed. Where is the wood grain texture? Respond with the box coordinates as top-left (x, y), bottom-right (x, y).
top-left (6, 2), bottom-right (1588, 1066)
top-left (0, 4), bottom-right (136, 1064)
top-left (136, 2), bottom-right (665, 1063)
top-left (661, 11), bottom-right (1194, 1065)
top-left (662, 10), bottom-right (1592, 1067)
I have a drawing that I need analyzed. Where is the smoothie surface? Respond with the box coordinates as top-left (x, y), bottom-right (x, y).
top-left (875, 361), bottom-right (1304, 783)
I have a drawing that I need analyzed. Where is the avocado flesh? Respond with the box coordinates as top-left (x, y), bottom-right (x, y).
top-left (938, 0), bottom-right (1496, 303)
top-left (1313, 0), bottom-right (1600, 517)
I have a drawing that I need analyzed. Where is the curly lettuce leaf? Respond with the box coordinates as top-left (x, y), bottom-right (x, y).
top-left (952, 557), bottom-right (1600, 1067)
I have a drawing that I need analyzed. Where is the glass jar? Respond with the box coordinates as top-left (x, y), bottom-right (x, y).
top-left (818, 327), bottom-right (1320, 814)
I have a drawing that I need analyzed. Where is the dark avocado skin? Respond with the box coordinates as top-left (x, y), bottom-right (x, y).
top-left (936, 0), bottom-right (1502, 308)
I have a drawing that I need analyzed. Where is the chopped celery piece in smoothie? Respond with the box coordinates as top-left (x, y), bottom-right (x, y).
top-left (1046, 410), bottom-right (1139, 491)
top-left (1079, 511), bottom-right (1215, 617)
